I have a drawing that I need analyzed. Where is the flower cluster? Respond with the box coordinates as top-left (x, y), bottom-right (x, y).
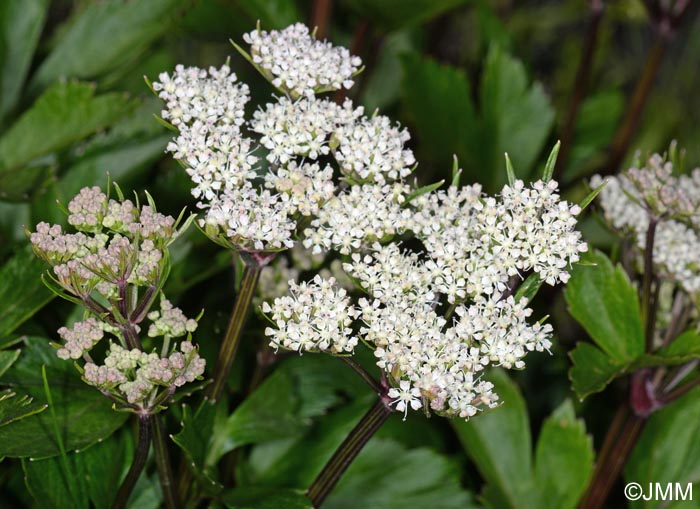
top-left (265, 176), bottom-right (585, 421)
top-left (413, 179), bottom-right (587, 300)
top-left (155, 23), bottom-right (418, 258)
top-left (592, 153), bottom-right (700, 297)
top-left (262, 275), bottom-right (358, 354)
top-left (243, 23), bottom-right (362, 98)
top-left (83, 341), bottom-right (205, 405)
top-left (29, 187), bottom-right (204, 411)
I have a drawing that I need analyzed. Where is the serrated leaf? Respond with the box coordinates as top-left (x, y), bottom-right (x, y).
top-left (0, 337), bottom-right (128, 458)
top-left (207, 368), bottom-right (307, 466)
top-left (533, 400), bottom-right (594, 509)
top-left (451, 369), bottom-right (535, 509)
top-left (170, 401), bottom-right (223, 491)
top-left (401, 54), bottom-right (479, 177)
top-left (0, 245), bottom-right (54, 340)
top-left (0, 389), bottom-right (47, 427)
top-left (480, 45), bottom-right (555, 184)
top-left (564, 250), bottom-right (644, 363)
top-left (625, 388), bottom-right (700, 508)
top-left (0, 349), bottom-right (20, 378)
top-left (325, 438), bottom-right (478, 509)
top-left (0, 0), bottom-right (50, 122)
top-left (0, 82), bottom-right (136, 198)
top-left (28, 0), bottom-right (184, 93)
top-left (22, 430), bottom-right (132, 509)
top-left (568, 342), bottom-right (627, 399)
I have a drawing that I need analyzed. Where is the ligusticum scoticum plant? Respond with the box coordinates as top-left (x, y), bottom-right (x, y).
top-left (152, 22), bottom-right (424, 404)
top-left (151, 21), bottom-right (591, 508)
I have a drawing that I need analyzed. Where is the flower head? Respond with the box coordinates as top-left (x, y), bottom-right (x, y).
top-left (243, 23), bottom-right (362, 98)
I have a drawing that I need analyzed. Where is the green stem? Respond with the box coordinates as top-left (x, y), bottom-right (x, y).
top-left (206, 263), bottom-right (263, 403)
top-left (113, 414), bottom-right (152, 509)
top-left (307, 397), bottom-right (394, 507)
top-left (601, 34), bottom-right (668, 176)
top-left (152, 414), bottom-right (179, 509)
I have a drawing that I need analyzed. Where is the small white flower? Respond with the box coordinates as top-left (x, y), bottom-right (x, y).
top-left (388, 380), bottom-right (422, 420)
top-left (243, 23), bottom-right (362, 98)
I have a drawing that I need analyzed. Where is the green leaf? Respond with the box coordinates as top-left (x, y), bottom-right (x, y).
top-left (533, 400), bottom-right (594, 509)
top-left (625, 388), bottom-right (700, 508)
top-left (568, 342), bottom-right (627, 399)
top-left (564, 250), bottom-right (644, 363)
top-left (401, 54), bottom-right (479, 173)
top-left (22, 430), bottom-right (132, 509)
top-left (564, 91), bottom-right (624, 182)
top-left (0, 389), bottom-right (47, 427)
top-left (0, 337), bottom-right (128, 458)
top-left (452, 369), bottom-right (534, 509)
top-left (170, 401), bottom-right (223, 490)
top-left (451, 155), bottom-right (461, 187)
top-left (628, 331), bottom-right (700, 370)
top-left (542, 141), bottom-right (560, 182)
top-left (208, 368), bottom-right (307, 466)
top-left (0, 349), bottom-right (20, 378)
top-left (28, 0), bottom-right (184, 93)
top-left (245, 396), bottom-right (374, 487)
top-left (405, 180), bottom-right (444, 204)
top-left (505, 153), bottom-right (516, 186)
top-left (0, 82), bottom-right (136, 197)
top-left (480, 45), bottom-right (554, 183)
top-left (514, 273), bottom-right (543, 302)
top-left (360, 31), bottom-right (415, 112)
top-left (236, 0), bottom-right (301, 29)
top-left (344, 0), bottom-right (471, 30)
top-left (0, 0), bottom-right (50, 122)
top-left (579, 179), bottom-right (606, 211)
top-left (0, 245), bottom-right (53, 340)
top-left (223, 487), bottom-right (311, 509)
top-left (324, 438), bottom-right (478, 509)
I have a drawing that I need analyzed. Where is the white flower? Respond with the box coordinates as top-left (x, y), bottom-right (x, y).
top-left (251, 96), bottom-right (362, 163)
top-left (333, 114), bottom-right (415, 185)
top-left (153, 63), bottom-right (249, 129)
top-left (388, 380), bottom-right (423, 420)
top-left (592, 156), bottom-right (700, 297)
top-left (262, 275), bottom-right (359, 354)
top-left (243, 23), bottom-right (362, 98)
top-left (414, 179), bottom-right (587, 301)
top-left (264, 160), bottom-right (335, 216)
top-left (302, 183), bottom-right (414, 255)
top-left (202, 184), bottom-right (297, 252)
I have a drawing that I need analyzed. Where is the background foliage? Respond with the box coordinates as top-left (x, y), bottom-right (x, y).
top-left (1, 1), bottom-right (699, 508)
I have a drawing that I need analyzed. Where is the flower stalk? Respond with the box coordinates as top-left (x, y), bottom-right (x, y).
top-left (307, 396), bottom-right (394, 507)
top-left (113, 414), bottom-right (152, 509)
top-left (206, 260), bottom-right (264, 403)
top-left (152, 414), bottom-right (179, 509)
